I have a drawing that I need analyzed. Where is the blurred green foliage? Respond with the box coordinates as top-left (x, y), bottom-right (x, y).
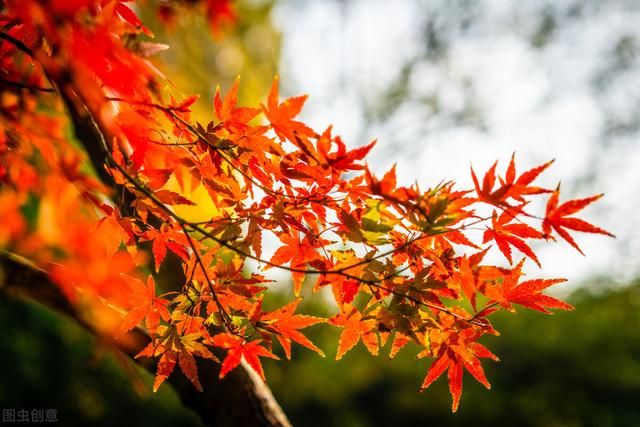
top-left (0, 296), bottom-right (203, 427)
top-left (264, 281), bottom-right (640, 427)
top-left (3, 280), bottom-right (638, 426)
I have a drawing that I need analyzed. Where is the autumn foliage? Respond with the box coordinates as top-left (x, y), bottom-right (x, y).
top-left (0, 0), bottom-right (613, 413)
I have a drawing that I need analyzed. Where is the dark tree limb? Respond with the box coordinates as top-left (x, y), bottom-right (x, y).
top-left (0, 252), bottom-right (292, 427)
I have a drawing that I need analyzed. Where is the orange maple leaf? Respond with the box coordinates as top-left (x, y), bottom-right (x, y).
top-left (119, 275), bottom-right (170, 335)
top-left (329, 305), bottom-right (379, 360)
top-left (261, 76), bottom-right (314, 145)
top-left (420, 326), bottom-right (498, 412)
top-left (451, 248), bottom-right (490, 310)
top-left (258, 298), bottom-right (325, 359)
top-left (153, 350), bottom-right (177, 392)
top-left (213, 76), bottom-right (260, 130)
top-left (268, 232), bottom-right (323, 295)
top-left (481, 259), bottom-right (573, 314)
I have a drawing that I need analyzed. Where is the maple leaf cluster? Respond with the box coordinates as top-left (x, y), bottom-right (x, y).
top-left (0, 0), bottom-right (613, 412)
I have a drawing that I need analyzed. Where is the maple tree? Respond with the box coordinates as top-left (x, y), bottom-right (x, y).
top-left (0, 0), bottom-right (614, 423)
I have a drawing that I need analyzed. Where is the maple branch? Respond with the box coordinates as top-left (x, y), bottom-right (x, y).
top-left (92, 147), bottom-right (487, 330)
top-left (0, 251), bottom-right (292, 427)
top-left (177, 221), bottom-right (238, 334)
top-left (105, 97), bottom-right (334, 204)
top-left (0, 30), bottom-right (33, 56)
top-left (100, 98), bottom-right (497, 282)
top-left (368, 282), bottom-right (489, 327)
top-left (163, 108), bottom-right (297, 200)
top-left (73, 123), bottom-right (489, 333)
top-left (90, 142), bottom-right (494, 326)
top-left (0, 76), bottom-right (55, 92)
top-left (72, 87), bottom-right (498, 329)
top-left (97, 98), bottom-right (499, 318)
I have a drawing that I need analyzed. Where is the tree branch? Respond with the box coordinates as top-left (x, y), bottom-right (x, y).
top-left (0, 252), bottom-right (292, 427)
top-left (0, 76), bottom-right (55, 92)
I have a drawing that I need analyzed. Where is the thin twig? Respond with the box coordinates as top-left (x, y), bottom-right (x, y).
top-left (0, 76), bottom-right (55, 92)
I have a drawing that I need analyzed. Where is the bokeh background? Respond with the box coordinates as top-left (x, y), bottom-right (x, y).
top-left (2, 0), bottom-right (639, 426)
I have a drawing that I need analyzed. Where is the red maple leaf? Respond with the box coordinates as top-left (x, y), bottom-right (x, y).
top-left (542, 189), bottom-right (614, 255)
top-left (471, 154), bottom-right (553, 209)
top-left (212, 333), bottom-right (278, 381)
top-left (483, 210), bottom-right (544, 266)
top-left (148, 224), bottom-right (190, 272)
top-left (326, 137), bottom-right (376, 171)
top-left (115, 1), bottom-right (154, 37)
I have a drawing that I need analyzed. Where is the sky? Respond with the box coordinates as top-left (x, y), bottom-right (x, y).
top-left (270, 0), bottom-right (640, 289)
